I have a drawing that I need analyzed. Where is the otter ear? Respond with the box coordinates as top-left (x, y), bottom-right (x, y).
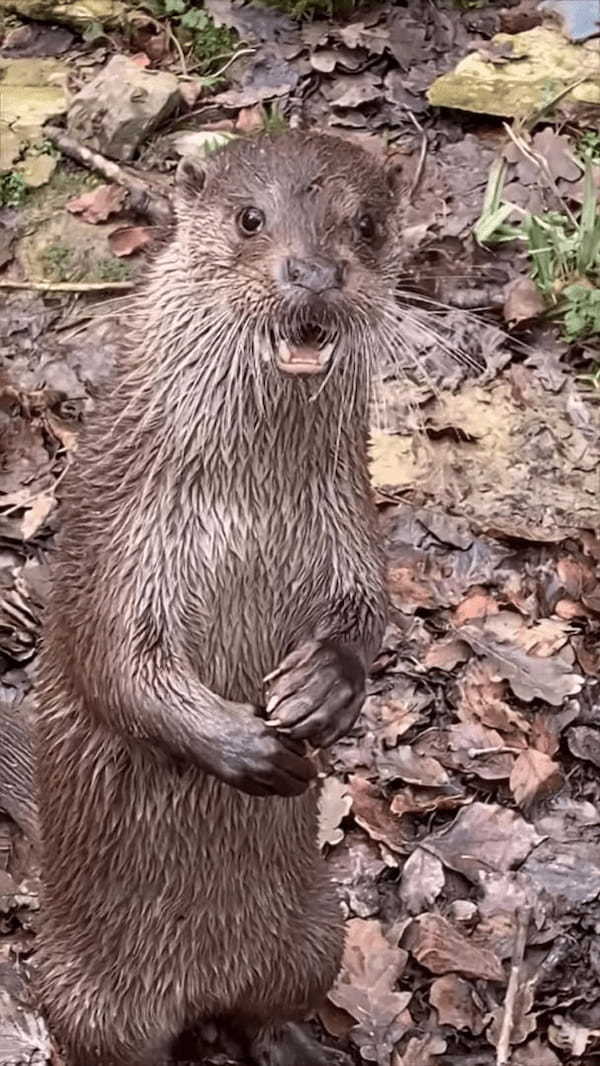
top-left (175, 156), bottom-right (207, 207)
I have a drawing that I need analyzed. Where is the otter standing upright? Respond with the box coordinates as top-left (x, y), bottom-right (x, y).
top-left (36, 132), bottom-right (401, 1066)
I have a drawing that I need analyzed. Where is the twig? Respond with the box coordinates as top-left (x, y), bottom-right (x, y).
top-left (496, 906), bottom-right (531, 1066)
top-left (166, 19), bottom-right (188, 77)
top-left (404, 109), bottom-right (428, 202)
top-left (184, 46), bottom-right (257, 78)
top-left (467, 745), bottom-right (523, 759)
top-left (0, 280), bottom-right (135, 292)
top-left (44, 126), bottom-right (172, 227)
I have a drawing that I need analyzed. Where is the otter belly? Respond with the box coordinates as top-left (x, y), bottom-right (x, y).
top-left (37, 705), bottom-right (338, 1019)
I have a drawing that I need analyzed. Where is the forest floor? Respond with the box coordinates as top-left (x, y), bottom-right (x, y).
top-left (1, 0), bottom-right (600, 1064)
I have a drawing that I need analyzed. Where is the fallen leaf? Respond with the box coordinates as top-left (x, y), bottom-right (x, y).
top-left (393, 1034), bottom-right (447, 1066)
top-left (429, 974), bottom-right (486, 1033)
top-left (21, 493), bottom-right (55, 540)
top-left (521, 840), bottom-right (600, 905)
top-left (349, 776), bottom-right (410, 854)
top-left (330, 831), bottom-right (386, 918)
top-left (459, 620), bottom-right (584, 705)
top-left (399, 847), bottom-right (444, 915)
top-left (454, 588), bottom-right (499, 625)
top-left (509, 748), bottom-right (562, 808)
top-left (457, 659), bottom-right (531, 738)
top-left (512, 1036), bottom-right (560, 1065)
top-left (377, 744), bottom-right (449, 788)
top-left (318, 776), bottom-right (352, 849)
top-left (566, 725), bottom-right (600, 769)
top-left (235, 104), bottom-right (265, 132)
top-left (413, 721), bottom-right (516, 780)
top-left (390, 785), bottom-right (467, 819)
top-left (487, 983), bottom-right (536, 1047)
top-left (421, 802), bottom-right (542, 884)
top-left (403, 913), bottom-right (505, 982)
top-left (66, 183), bottom-right (127, 224)
top-left (548, 1015), bottom-right (591, 1056)
top-left (423, 636), bottom-right (470, 671)
top-left (318, 1000), bottom-right (354, 1040)
top-left (129, 52), bottom-right (151, 67)
top-left (503, 277), bottom-right (545, 325)
top-left (108, 226), bottom-right (155, 257)
top-left (329, 918), bottom-right (412, 1064)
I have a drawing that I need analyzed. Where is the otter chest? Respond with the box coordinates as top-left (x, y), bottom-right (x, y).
top-left (184, 489), bottom-right (366, 703)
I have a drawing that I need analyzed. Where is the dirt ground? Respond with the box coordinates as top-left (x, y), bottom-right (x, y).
top-left (1, 0), bottom-right (600, 1064)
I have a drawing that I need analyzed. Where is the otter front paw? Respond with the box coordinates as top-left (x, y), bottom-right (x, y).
top-left (214, 716), bottom-right (317, 798)
top-left (264, 641), bottom-right (365, 749)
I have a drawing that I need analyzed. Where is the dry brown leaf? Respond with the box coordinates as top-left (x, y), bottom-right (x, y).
top-left (454, 588), bottom-right (499, 625)
top-left (509, 748), bottom-right (562, 808)
top-left (423, 637), bottom-right (470, 671)
top-left (318, 1000), bottom-right (354, 1040)
top-left (21, 493), bottom-right (55, 540)
top-left (403, 913), bottom-right (504, 982)
top-left (459, 619), bottom-right (584, 705)
top-left (349, 776), bottom-right (410, 854)
top-left (329, 918), bottom-right (412, 1064)
top-left (330, 832), bottom-right (386, 919)
top-left (393, 1034), bottom-right (447, 1066)
top-left (390, 785), bottom-right (467, 819)
top-left (566, 725), bottom-right (600, 769)
top-left (66, 183), bottom-right (127, 224)
top-left (108, 226), bottom-right (155, 257)
top-left (487, 982), bottom-right (535, 1047)
top-left (413, 721), bottom-right (516, 781)
top-left (235, 104), bottom-right (265, 132)
top-left (399, 847), bottom-right (444, 914)
top-left (503, 277), bottom-right (545, 325)
top-left (429, 974), bottom-right (486, 1033)
top-left (422, 802), bottom-right (542, 884)
top-left (517, 618), bottom-right (572, 657)
top-left (380, 744), bottom-right (449, 788)
top-left (45, 413), bottom-right (78, 452)
top-left (318, 776), bottom-right (352, 849)
top-left (548, 1015), bottom-right (592, 1056)
top-left (457, 660), bottom-right (531, 738)
top-left (512, 1036), bottom-right (560, 1066)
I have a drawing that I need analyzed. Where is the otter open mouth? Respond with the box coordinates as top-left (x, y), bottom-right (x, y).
top-left (276, 325), bottom-right (335, 377)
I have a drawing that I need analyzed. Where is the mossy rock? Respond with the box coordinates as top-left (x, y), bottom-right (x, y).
top-left (0, 58), bottom-right (68, 138)
top-left (0, 0), bottom-right (127, 29)
top-left (428, 26), bottom-right (600, 118)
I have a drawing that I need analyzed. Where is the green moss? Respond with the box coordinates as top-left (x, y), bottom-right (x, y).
top-left (95, 257), bottom-right (133, 282)
top-left (0, 170), bottom-right (28, 207)
top-left (41, 242), bottom-right (73, 281)
top-left (257, 0), bottom-right (357, 16)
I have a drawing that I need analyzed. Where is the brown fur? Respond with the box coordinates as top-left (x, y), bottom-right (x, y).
top-left (34, 132), bottom-right (404, 1065)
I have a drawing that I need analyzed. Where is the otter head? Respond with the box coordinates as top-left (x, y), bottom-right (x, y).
top-left (174, 132), bottom-right (401, 379)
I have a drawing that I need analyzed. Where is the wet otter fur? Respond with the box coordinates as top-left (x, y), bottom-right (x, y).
top-left (35, 131), bottom-right (404, 1066)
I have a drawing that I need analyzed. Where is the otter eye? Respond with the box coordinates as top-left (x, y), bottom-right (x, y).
top-left (238, 206), bottom-right (265, 236)
top-left (357, 213), bottom-right (376, 241)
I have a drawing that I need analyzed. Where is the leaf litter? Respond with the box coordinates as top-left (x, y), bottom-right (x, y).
top-left (1, 0), bottom-right (600, 1064)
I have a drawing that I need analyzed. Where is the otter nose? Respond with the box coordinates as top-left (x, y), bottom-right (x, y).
top-left (283, 256), bottom-right (344, 293)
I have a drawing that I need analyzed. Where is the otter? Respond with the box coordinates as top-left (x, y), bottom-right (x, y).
top-left (32, 131), bottom-right (404, 1066)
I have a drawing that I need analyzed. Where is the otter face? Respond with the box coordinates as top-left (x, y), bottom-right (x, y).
top-left (175, 132), bottom-right (401, 378)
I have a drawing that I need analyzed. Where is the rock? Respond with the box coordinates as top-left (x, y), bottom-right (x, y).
top-left (67, 54), bottom-right (181, 161)
top-left (0, 57), bottom-right (67, 137)
top-left (0, 122), bottom-right (23, 171)
top-left (0, 0), bottom-right (127, 31)
top-left (427, 26), bottom-right (600, 118)
top-left (19, 151), bottom-right (58, 187)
